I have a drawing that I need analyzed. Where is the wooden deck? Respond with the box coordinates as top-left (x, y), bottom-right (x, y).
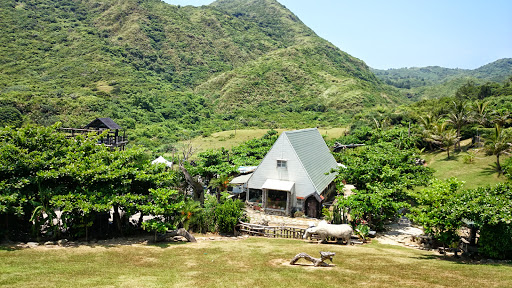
top-left (60, 128), bottom-right (127, 150)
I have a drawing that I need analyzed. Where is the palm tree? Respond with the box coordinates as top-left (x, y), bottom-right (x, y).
top-left (446, 100), bottom-right (470, 151)
top-left (427, 121), bottom-right (459, 158)
top-left (419, 113), bottom-right (439, 151)
top-left (471, 100), bottom-right (491, 127)
top-left (491, 109), bottom-right (511, 127)
top-left (483, 124), bottom-right (512, 172)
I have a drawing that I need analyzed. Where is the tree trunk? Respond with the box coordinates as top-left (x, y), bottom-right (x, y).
top-left (180, 164), bottom-right (204, 205)
top-left (137, 212), bottom-right (144, 228)
top-left (497, 154), bottom-right (501, 173)
top-left (456, 127), bottom-right (461, 151)
top-left (113, 205), bottom-right (123, 235)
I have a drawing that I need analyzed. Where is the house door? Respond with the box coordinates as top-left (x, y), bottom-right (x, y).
top-left (306, 197), bottom-right (320, 218)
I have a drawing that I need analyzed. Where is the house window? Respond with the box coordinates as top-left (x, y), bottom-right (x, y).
top-left (277, 159), bottom-right (287, 168)
top-left (248, 189), bottom-right (262, 203)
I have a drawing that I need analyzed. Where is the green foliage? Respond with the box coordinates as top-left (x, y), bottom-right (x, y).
top-left (504, 157), bottom-right (512, 180)
top-left (0, 106), bottom-right (23, 128)
top-left (478, 223), bottom-right (512, 259)
top-left (334, 133), bottom-right (433, 229)
top-left (141, 188), bottom-right (184, 235)
top-left (483, 124), bottom-right (512, 171)
top-left (0, 0), bottom-right (406, 146)
top-left (215, 193), bottom-right (245, 234)
top-left (408, 178), bottom-right (464, 247)
top-left (462, 150), bottom-right (476, 164)
top-left (409, 178), bottom-right (512, 258)
top-left (190, 194), bottom-right (218, 233)
top-left (355, 224), bottom-right (370, 241)
top-left (321, 207), bottom-right (333, 222)
top-left (0, 124), bottom-right (182, 240)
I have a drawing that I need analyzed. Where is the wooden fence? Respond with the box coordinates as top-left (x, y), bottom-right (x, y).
top-left (239, 222), bottom-right (307, 239)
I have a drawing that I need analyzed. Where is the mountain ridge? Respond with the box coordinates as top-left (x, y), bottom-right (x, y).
top-left (0, 0), bottom-right (509, 149)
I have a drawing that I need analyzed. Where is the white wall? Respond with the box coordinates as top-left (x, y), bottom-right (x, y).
top-left (248, 133), bottom-right (316, 207)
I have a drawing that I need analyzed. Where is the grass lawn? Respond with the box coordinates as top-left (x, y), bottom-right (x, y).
top-left (179, 127), bottom-right (347, 154)
top-left (423, 142), bottom-right (510, 190)
top-left (1, 238), bottom-right (511, 287)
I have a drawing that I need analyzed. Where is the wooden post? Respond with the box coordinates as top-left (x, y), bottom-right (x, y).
top-left (262, 189), bottom-right (268, 210)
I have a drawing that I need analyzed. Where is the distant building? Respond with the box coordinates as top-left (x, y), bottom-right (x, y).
top-left (61, 117), bottom-right (127, 150)
top-left (241, 128), bottom-right (339, 218)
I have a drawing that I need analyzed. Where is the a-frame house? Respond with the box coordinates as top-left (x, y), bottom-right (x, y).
top-left (246, 128), bottom-right (339, 218)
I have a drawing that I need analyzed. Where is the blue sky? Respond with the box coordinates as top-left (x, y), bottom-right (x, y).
top-left (163, 0), bottom-right (512, 70)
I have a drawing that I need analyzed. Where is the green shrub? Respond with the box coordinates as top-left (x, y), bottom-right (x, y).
top-left (355, 224), bottom-right (370, 241)
top-left (0, 106), bottom-right (23, 128)
top-left (215, 193), bottom-right (245, 234)
top-left (462, 150), bottom-right (476, 164)
top-left (190, 195), bottom-right (218, 233)
top-left (478, 223), bottom-right (512, 259)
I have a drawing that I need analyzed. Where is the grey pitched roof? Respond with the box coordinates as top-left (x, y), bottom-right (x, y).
top-left (84, 118), bottom-right (122, 130)
top-left (284, 128), bottom-right (338, 193)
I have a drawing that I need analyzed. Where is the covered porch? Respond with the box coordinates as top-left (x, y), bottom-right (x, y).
top-left (262, 179), bottom-right (295, 216)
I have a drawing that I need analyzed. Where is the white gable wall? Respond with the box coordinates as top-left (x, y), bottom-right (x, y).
top-left (247, 133), bottom-right (316, 208)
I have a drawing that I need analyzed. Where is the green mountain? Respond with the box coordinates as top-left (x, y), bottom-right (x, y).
top-left (372, 58), bottom-right (512, 100)
top-left (0, 0), bottom-right (400, 148)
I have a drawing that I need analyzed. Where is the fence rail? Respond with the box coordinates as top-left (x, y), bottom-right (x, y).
top-left (239, 222), bottom-right (307, 239)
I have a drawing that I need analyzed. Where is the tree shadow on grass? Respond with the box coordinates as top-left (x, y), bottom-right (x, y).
top-left (413, 253), bottom-right (512, 266)
top-left (413, 254), bottom-right (478, 265)
top-left (480, 166), bottom-right (499, 176)
top-left (148, 241), bottom-right (189, 249)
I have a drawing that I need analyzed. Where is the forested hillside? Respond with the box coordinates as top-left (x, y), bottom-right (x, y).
top-left (0, 0), bottom-right (399, 150)
top-left (372, 58), bottom-right (512, 100)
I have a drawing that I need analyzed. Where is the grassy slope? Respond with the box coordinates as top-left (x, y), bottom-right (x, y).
top-left (181, 127), bottom-right (347, 153)
top-left (423, 145), bottom-right (509, 190)
top-left (1, 238), bottom-right (511, 287)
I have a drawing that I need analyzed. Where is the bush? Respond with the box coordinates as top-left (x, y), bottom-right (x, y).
top-left (355, 224), bottom-right (370, 241)
top-left (215, 193), bottom-right (245, 234)
top-left (0, 106), bottom-right (23, 128)
top-left (478, 223), bottom-right (512, 259)
top-left (189, 195), bottom-right (218, 233)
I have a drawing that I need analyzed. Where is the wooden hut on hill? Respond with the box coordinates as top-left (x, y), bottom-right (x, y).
top-left (61, 117), bottom-right (127, 150)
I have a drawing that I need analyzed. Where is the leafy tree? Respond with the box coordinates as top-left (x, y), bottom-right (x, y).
top-left (455, 80), bottom-right (479, 100)
top-left (0, 124), bottom-right (182, 240)
top-left (491, 109), bottom-right (511, 127)
top-left (408, 178), bottom-right (464, 248)
top-left (471, 100), bottom-right (491, 127)
top-left (333, 139), bottom-right (433, 230)
top-left (140, 188), bottom-right (184, 242)
top-left (418, 113), bottom-right (440, 150)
